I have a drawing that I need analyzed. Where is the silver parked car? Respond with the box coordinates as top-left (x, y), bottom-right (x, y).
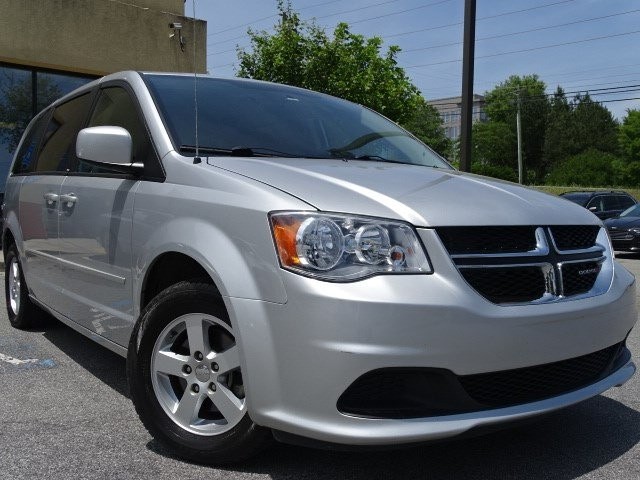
top-left (3, 71), bottom-right (637, 464)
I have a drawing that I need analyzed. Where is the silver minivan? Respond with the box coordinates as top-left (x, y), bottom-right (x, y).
top-left (3, 71), bottom-right (637, 463)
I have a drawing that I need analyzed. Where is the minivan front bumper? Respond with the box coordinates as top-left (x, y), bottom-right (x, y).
top-left (224, 229), bottom-right (637, 445)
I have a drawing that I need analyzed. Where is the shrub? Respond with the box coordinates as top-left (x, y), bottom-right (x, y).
top-left (546, 149), bottom-right (623, 187)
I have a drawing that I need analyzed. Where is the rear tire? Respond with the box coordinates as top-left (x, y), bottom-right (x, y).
top-left (127, 281), bottom-right (271, 464)
top-left (4, 244), bottom-right (47, 329)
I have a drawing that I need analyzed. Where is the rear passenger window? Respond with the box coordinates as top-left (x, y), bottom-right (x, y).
top-left (12, 111), bottom-right (51, 174)
top-left (36, 93), bottom-right (92, 173)
top-left (602, 196), bottom-right (619, 211)
top-left (78, 87), bottom-right (151, 174)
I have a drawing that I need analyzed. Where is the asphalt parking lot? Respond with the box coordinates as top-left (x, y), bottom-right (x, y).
top-left (0, 256), bottom-right (638, 480)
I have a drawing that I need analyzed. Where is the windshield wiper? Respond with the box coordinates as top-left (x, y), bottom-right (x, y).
top-left (352, 154), bottom-right (408, 164)
top-left (179, 145), bottom-right (269, 156)
top-left (180, 145), bottom-right (235, 155)
top-left (179, 145), bottom-right (321, 158)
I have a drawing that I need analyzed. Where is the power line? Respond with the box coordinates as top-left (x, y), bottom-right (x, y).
top-left (314, 0), bottom-right (403, 21)
top-left (207, 0), bottom-right (442, 51)
top-left (209, 0), bottom-right (592, 57)
top-left (210, 61), bottom-right (235, 70)
top-left (433, 93), bottom-right (640, 117)
top-left (386, 0), bottom-right (579, 39)
top-left (433, 73), bottom-right (640, 95)
top-left (427, 84), bottom-right (640, 108)
top-left (208, 0), bottom-right (581, 52)
top-left (349, 0), bottom-right (453, 26)
top-left (401, 8), bottom-right (640, 54)
top-left (208, 0), bottom-right (453, 57)
top-left (595, 96), bottom-right (640, 104)
top-left (406, 30), bottom-right (640, 69)
top-left (207, 0), bottom-right (343, 37)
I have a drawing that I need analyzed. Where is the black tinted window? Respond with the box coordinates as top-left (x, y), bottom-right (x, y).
top-left (561, 193), bottom-right (590, 206)
top-left (12, 111), bottom-right (50, 174)
top-left (602, 195), bottom-right (619, 211)
top-left (143, 75), bottom-right (449, 168)
top-left (586, 197), bottom-right (604, 212)
top-left (36, 93), bottom-right (92, 173)
top-left (617, 195), bottom-right (636, 209)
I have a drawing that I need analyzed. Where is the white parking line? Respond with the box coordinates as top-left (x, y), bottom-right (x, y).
top-left (0, 352), bottom-right (40, 365)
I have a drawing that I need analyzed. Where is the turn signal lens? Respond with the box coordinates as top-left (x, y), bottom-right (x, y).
top-left (271, 215), bottom-right (302, 267)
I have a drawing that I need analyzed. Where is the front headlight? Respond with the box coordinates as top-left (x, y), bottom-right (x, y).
top-left (269, 212), bottom-right (432, 281)
top-left (630, 228), bottom-right (640, 235)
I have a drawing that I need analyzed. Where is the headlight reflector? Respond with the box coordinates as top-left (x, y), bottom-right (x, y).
top-left (270, 212), bottom-right (431, 281)
top-left (296, 217), bottom-right (344, 270)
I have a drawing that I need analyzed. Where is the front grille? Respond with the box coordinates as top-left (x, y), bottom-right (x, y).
top-left (436, 225), bottom-right (607, 304)
top-left (337, 343), bottom-right (626, 418)
top-left (459, 343), bottom-right (621, 407)
top-left (550, 225), bottom-right (600, 250)
top-left (436, 226), bottom-right (537, 255)
top-left (608, 229), bottom-right (632, 240)
top-left (562, 261), bottom-right (602, 297)
top-left (459, 267), bottom-right (546, 304)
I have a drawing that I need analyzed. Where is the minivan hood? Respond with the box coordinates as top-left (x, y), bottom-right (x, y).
top-left (208, 157), bottom-right (599, 227)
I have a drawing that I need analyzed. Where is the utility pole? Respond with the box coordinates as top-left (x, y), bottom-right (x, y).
top-left (516, 91), bottom-right (523, 184)
top-left (459, 0), bottom-right (476, 172)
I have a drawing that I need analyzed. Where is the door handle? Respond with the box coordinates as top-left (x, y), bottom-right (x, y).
top-left (43, 192), bottom-right (59, 207)
top-left (60, 193), bottom-right (78, 208)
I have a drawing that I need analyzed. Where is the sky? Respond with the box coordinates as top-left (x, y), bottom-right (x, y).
top-left (194, 0), bottom-right (640, 119)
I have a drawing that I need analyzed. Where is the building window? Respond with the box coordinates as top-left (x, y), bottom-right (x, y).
top-left (0, 63), bottom-right (96, 188)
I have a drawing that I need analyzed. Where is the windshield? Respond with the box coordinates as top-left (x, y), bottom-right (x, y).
top-left (620, 204), bottom-right (640, 217)
top-left (143, 75), bottom-right (450, 169)
top-left (560, 193), bottom-right (591, 206)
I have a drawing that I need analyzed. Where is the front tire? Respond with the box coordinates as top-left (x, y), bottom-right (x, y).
top-left (4, 244), bottom-right (47, 329)
top-left (127, 281), bottom-right (271, 464)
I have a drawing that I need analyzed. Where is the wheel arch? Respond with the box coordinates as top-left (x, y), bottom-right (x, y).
top-left (133, 217), bottom-right (288, 321)
top-left (2, 227), bottom-right (16, 259)
top-left (139, 251), bottom-right (223, 312)
top-left (2, 212), bottom-right (25, 264)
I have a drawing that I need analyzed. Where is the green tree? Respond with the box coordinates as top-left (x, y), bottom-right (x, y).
top-left (619, 109), bottom-right (640, 163)
top-left (483, 75), bottom-right (549, 180)
top-left (543, 87), bottom-right (573, 170)
top-left (546, 149), bottom-right (622, 186)
top-left (472, 121), bottom-right (516, 167)
top-left (543, 91), bottom-right (619, 178)
top-left (237, 1), bottom-right (421, 123)
top-left (400, 100), bottom-right (451, 157)
top-left (0, 73), bottom-right (61, 152)
top-left (571, 93), bottom-right (619, 154)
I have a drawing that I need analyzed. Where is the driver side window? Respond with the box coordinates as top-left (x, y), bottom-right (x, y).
top-left (77, 86), bottom-right (151, 174)
top-left (587, 198), bottom-right (604, 212)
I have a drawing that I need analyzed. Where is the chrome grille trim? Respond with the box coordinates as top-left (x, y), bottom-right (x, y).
top-left (437, 226), bottom-right (613, 306)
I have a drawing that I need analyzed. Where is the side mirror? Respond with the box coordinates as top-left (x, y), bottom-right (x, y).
top-left (76, 126), bottom-right (143, 174)
top-left (588, 206), bottom-right (598, 212)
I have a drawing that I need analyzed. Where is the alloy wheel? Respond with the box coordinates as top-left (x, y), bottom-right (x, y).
top-left (150, 313), bottom-right (246, 435)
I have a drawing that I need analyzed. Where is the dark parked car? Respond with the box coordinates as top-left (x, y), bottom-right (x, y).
top-left (560, 191), bottom-right (637, 220)
top-left (605, 204), bottom-right (640, 252)
top-left (0, 192), bottom-right (3, 249)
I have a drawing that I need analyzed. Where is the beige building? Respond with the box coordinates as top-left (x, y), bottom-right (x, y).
top-left (427, 94), bottom-right (487, 140)
top-left (0, 0), bottom-right (207, 184)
